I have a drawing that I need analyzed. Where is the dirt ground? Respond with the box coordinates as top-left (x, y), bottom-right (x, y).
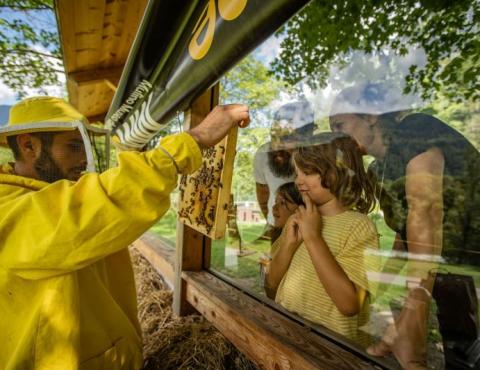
top-left (130, 247), bottom-right (258, 370)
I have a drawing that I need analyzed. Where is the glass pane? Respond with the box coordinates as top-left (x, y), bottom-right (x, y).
top-left (144, 113), bottom-right (185, 248)
top-left (88, 130), bottom-right (110, 172)
top-left (213, 1), bottom-right (480, 368)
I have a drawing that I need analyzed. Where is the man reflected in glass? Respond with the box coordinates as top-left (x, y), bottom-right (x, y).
top-left (253, 101), bottom-right (315, 241)
top-left (330, 82), bottom-right (480, 369)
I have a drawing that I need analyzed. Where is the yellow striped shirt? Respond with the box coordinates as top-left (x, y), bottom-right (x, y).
top-left (274, 211), bottom-right (379, 346)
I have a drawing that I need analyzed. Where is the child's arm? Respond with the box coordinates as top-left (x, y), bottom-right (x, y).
top-left (298, 195), bottom-right (360, 316)
top-left (304, 235), bottom-right (361, 316)
top-left (265, 216), bottom-right (302, 298)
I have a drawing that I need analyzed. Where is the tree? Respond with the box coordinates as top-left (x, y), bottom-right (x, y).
top-left (0, 0), bottom-right (63, 97)
top-left (221, 54), bottom-right (289, 127)
top-left (271, 0), bottom-right (480, 103)
top-left (220, 55), bottom-right (286, 201)
top-left (233, 127), bottom-right (269, 201)
top-left (428, 96), bottom-right (480, 150)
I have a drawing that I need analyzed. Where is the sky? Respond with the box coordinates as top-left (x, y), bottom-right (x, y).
top-left (0, 82), bottom-right (17, 105)
top-left (0, 5), bottom-right (64, 106)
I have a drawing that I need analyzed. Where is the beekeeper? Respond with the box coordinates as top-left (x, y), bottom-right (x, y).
top-left (0, 96), bottom-right (249, 369)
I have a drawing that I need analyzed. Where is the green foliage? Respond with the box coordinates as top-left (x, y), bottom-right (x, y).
top-left (0, 0), bottom-right (63, 97)
top-left (221, 55), bottom-right (284, 201)
top-left (0, 146), bottom-right (13, 163)
top-left (428, 96), bottom-right (480, 149)
top-left (150, 207), bottom-right (178, 248)
top-left (221, 54), bottom-right (289, 125)
top-left (211, 223), bottom-right (271, 295)
top-left (271, 0), bottom-right (480, 103)
top-left (232, 127), bottom-right (269, 201)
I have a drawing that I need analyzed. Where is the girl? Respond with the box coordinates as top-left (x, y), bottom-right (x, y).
top-left (271, 182), bottom-right (304, 244)
top-left (265, 132), bottom-right (379, 346)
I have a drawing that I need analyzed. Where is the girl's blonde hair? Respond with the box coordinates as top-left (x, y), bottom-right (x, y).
top-left (293, 132), bottom-right (376, 214)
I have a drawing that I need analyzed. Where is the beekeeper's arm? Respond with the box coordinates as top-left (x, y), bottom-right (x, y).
top-left (0, 105), bottom-right (249, 279)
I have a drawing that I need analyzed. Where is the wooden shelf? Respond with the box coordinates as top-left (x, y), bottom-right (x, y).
top-left (183, 271), bottom-right (383, 370)
top-left (132, 233), bottom-right (175, 289)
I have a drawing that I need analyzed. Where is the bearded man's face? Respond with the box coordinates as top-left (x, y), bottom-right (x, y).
top-left (267, 149), bottom-right (294, 178)
top-left (34, 130), bottom-right (87, 182)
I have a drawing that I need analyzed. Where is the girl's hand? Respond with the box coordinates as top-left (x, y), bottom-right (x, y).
top-left (296, 193), bottom-right (323, 243)
top-left (284, 214), bottom-right (303, 251)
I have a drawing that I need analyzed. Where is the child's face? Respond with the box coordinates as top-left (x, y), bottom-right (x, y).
top-left (272, 192), bottom-right (298, 228)
top-left (294, 166), bottom-right (335, 206)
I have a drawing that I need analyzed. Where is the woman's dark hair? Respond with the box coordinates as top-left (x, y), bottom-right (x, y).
top-left (292, 132), bottom-right (376, 214)
top-left (276, 182), bottom-right (304, 208)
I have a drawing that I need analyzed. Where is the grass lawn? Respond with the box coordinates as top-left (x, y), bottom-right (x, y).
top-left (0, 147), bottom-right (13, 164)
top-left (150, 210), bottom-right (480, 302)
top-left (211, 222), bottom-right (270, 295)
top-left (149, 208), bottom-right (178, 248)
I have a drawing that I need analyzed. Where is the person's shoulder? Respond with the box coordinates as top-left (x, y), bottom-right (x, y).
top-left (391, 113), bottom-right (454, 158)
top-left (344, 211), bottom-right (377, 234)
top-left (402, 113), bottom-right (477, 150)
top-left (400, 112), bottom-right (449, 133)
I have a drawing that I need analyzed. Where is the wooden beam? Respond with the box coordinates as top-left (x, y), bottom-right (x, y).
top-left (68, 66), bottom-right (121, 116)
top-left (132, 233), bottom-right (175, 289)
top-left (183, 271), bottom-right (380, 370)
top-left (173, 85), bottom-right (219, 316)
top-left (68, 66), bottom-right (124, 88)
top-left (104, 79), bottom-right (118, 92)
top-left (173, 222), bottom-right (208, 316)
top-left (86, 113), bottom-right (106, 124)
top-left (102, 0), bottom-right (148, 66)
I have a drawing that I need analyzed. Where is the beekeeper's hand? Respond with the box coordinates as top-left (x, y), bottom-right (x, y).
top-left (187, 104), bottom-right (250, 148)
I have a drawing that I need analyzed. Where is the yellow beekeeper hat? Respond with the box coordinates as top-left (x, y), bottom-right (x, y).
top-left (0, 96), bottom-right (89, 146)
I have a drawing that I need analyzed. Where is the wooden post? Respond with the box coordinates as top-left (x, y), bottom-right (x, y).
top-left (173, 84), bottom-right (219, 316)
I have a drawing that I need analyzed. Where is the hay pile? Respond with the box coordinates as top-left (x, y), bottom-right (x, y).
top-left (130, 247), bottom-right (258, 370)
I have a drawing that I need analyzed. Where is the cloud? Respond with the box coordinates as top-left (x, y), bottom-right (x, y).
top-left (0, 43), bottom-right (66, 105)
top-left (254, 35), bottom-right (283, 65)
top-left (0, 78), bottom-right (66, 106)
top-left (0, 82), bottom-right (17, 105)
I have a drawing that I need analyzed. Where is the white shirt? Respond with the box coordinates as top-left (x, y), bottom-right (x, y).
top-left (253, 142), bottom-right (294, 225)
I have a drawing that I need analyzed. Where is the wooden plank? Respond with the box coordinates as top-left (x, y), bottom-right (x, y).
top-left (132, 233), bottom-right (175, 289)
top-left (57, 0), bottom-right (146, 119)
top-left (173, 222), bottom-right (208, 316)
top-left (68, 66), bottom-right (121, 107)
top-left (75, 0), bottom-right (105, 69)
top-left (86, 113), bottom-right (107, 124)
top-left (101, 0), bottom-right (128, 67)
top-left (104, 79), bottom-right (117, 92)
top-left (76, 84), bottom-right (114, 118)
top-left (56, 0), bottom-right (78, 72)
top-left (68, 66), bottom-right (123, 86)
top-left (113, 0), bottom-right (148, 66)
top-left (66, 78), bottom-right (79, 111)
top-left (184, 271), bottom-right (380, 370)
top-left (173, 86), bottom-right (218, 316)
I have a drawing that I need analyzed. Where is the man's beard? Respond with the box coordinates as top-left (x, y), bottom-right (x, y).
top-left (267, 150), bottom-right (294, 178)
top-left (34, 148), bottom-right (68, 183)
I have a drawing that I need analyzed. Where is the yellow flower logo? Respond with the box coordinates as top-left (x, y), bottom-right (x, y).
top-left (189, 0), bottom-right (248, 60)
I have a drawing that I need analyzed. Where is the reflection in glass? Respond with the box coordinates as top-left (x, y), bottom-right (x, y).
top-left (213, 1), bottom-right (480, 368)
